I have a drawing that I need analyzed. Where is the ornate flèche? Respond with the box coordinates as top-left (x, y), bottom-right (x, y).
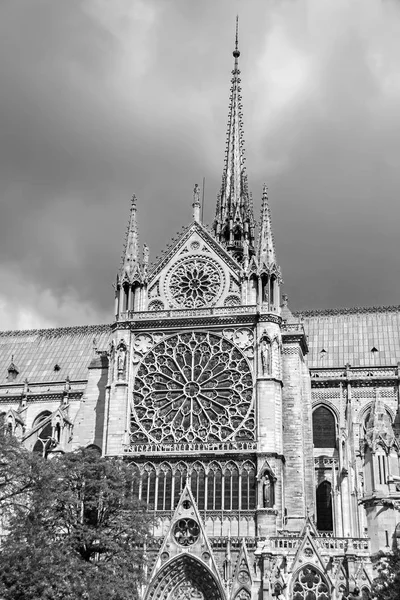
top-left (130, 332), bottom-right (254, 445)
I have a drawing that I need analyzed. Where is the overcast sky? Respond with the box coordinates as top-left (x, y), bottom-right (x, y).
top-left (1, 0), bottom-right (400, 330)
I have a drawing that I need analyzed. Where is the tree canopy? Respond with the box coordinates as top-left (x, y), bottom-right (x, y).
top-left (372, 547), bottom-right (400, 600)
top-left (0, 432), bottom-right (151, 600)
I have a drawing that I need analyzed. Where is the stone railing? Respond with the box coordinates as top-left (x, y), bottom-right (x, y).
top-left (118, 305), bottom-right (258, 322)
top-left (125, 440), bottom-right (258, 454)
top-left (263, 536), bottom-right (370, 554)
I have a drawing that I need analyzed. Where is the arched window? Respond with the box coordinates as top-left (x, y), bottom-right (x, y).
top-left (141, 463), bottom-right (156, 508)
top-left (292, 566), bottom-right (330, 600)
top-left (361, 588), bottom-right (370, 600)
top-left (32, 412), bottom-right (52, 455)
top-left (241, 462), bottom-right (256, 510)
top-left (224, 463), bottom-right (239, 510)
top-left (190, 463), bottom-right (205, 510)
top-left (173, 464), bottom-right (187, 508)
top-left (313, 406), bottom-right (336, 448)
top-left (157, 464), bottom-right (172, 510)
top-left (207, 463), bottom-right (222, 510)
top-left (316, 481), bottom-right (333, 532)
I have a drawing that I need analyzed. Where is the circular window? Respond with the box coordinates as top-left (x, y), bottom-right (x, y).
top-left (131, 332), bottom-right (254, 444)
top-left (173, 518), bottom-right (200, 546)
top-left (166, 257), bottom-right (224, 308)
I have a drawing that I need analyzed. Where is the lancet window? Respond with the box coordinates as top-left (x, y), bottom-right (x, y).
top-left (312, 406), bottom-right (336, 448)
top-left (132, 460), bottom-right (256, 511)
top-left (316, 481), bottom-right (333, 532)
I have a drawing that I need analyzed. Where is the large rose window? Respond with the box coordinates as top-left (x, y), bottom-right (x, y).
top-left (131, 332), bottom-right (254, 444)
top-left (166, 257), bottom-right (223, 308)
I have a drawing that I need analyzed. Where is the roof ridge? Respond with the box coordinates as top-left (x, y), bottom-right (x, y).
top-left (0, 323), bottom-right (112, 337)
top-left (294, 304), bottom-right (400, 318)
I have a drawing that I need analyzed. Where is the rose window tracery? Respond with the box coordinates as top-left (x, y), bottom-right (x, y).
top-left (173, 518), bottom-right (200, 546)
top-left (131, 332), bottom-right (254, 444)
top-left (166, 257), bottom-right (223, 308)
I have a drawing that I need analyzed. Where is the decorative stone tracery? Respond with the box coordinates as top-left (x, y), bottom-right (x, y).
top-left (131, 332), bottom-right (254, 445)
top-left (166, 257), bottom-right (224, 308)
top-left (292, 566), bottom-right (330, 600)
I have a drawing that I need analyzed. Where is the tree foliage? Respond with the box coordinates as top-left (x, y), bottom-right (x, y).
top-left (0, 437), bottom-right (152, 600)
top-left (372, 547), bottom-right (400, 600)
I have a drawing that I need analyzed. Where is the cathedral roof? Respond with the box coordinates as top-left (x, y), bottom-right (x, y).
top-left (299, 305), bottom-right (400, 368)
top-left (0, 324), bottom-right (111, 384)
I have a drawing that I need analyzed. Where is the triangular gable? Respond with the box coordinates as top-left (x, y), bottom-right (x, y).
top-left (147, 222), bottom-right (243, 311)
top-left (290, 524), bottom-right (334, 591)
top-left (149, 221), bottom-right (239, 280)
top-left (231, 539), bottom-right (253, 599)
top-left (148, 483), bottom-right (224, 592)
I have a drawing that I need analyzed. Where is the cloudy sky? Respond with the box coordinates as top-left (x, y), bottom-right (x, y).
top-left (1, 0), bottom-right (400, 330)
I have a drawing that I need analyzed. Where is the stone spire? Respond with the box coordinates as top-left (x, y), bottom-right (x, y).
top-left (119, 195), bottom-right (141, 283)
top-left (257, 184), bottom-right (277, 269)
top-left (214, 17), bottom-right (255, 261)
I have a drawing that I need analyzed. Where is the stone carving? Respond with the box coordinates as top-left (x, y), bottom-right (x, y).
top-left (193, 183), bottom-right (200, 204)
top-left (292, 566), bottom-right (329, 600)
top-left (260, 338), bottom-right (271, 376)
top-left (166, 256), bottom-right (224, 309)
top-left (148, 299), bottom-right (164, 311)
top-left (173, 517), bottom-right (200, 547)
top-left (116, 341), bottom-right (127, 380)
top-left (131, 332), bottom-right (254, 445)
top-left (133, 334), bottom-right (153, 354)
top-left (148, 281), bottom-right (159, 299)
top-left (224, 295), bottom-right (241, 307)
top-left (190, 241), bottom-right (200, 251)
top-left (263, 475), bottom-right (275, 508)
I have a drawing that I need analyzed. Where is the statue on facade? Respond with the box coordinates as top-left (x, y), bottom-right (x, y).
top-left (260, 338), bottom-right (271, 376)
top-left (193, 183), bottom-right (200, 204)
top-left (117, 343), bottom-right (127, 380)
top-left (263, 474), bottom-right (275, 508)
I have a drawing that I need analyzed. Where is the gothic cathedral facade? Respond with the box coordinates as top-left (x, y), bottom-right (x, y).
top-left (2, 25), bottom-right (400, 600)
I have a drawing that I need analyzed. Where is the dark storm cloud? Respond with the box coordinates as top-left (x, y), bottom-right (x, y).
top-left (0, 0), bottom-right (400, 328)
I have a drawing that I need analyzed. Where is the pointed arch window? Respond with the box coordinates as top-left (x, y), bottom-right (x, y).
top-left (174, 465), bottom-right (188, 508)
top-left (190, 463), bottom-right (205, 511)
top-left (241, 462), bottom-right (256, 510)
top-left (224, 463), bottom-right (239, 510)
top-left (32, 411), bottom-right (53, 456)
top-left (312, 406), bottom-right (336, 448)
top-left (157, 464), bottom-right (173, 511)
top-left (316, 481), bottom-right (333, 532)
top-left (292, 566), bottom-right (330, 600)
top-left (141, 464), bottom-right (156, 508)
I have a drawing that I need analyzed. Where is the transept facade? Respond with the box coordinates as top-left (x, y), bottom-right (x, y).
top-left (1, 20), bottom-right (400, 600)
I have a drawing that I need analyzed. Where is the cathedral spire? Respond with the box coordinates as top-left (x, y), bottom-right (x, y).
top-left (120, 195), bottom-right (140, 281)
top-left (115, 195), bottom-right (148, 319)
top-left (257, 184), bottom-right (277, 268)
top-left (214, 17), bottom-right (255, 261)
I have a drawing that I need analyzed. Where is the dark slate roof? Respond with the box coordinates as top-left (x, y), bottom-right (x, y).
top-left (299, 305), bottom-right (400, 368)
top-left (0, 325), bottom-right (112, 384)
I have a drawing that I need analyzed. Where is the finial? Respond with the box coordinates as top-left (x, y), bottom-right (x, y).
top-left (233, 15), bottom-right (240, 59)
top-left (131, 194), bottom-right (137, 209)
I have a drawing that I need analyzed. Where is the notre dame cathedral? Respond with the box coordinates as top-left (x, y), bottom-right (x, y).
top-left (1, 21), bottom-right (400, 600)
